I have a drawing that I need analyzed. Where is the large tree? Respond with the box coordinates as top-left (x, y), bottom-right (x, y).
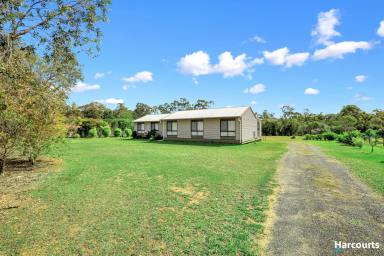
top-left (0, 0), bottom-right (111, 174)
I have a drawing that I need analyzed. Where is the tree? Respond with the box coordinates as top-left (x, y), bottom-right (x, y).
top-left (79, 102), bottom-right (109, 119)
top-left (365, 129), bottom-right (378, 153)
top-left (194, 99), bottom-right (214, 110)
top-left (133, 103), bottom-right (153, 119)
top-left (113, 103), bottom-right (133, 119)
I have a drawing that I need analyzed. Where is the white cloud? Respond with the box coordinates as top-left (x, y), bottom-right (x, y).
top-left (304, 88), bottom-right (320, 95)
top-left (178, 51), bottom-right (212, 76)
top-left (313, 41), bottom-right (373, 60)
top-left (377, 21), bottom-right (384, 37)
top-left (72, 81), bottom-right (100, 93)
top-left (285, 52), bottom-right (310, 68)
top-left (263, 47), bottom-right (309, 67)
top-left (192, 77), bottom-right (199, 85)
top-left (251, 100), bottom-right (257, 106)
top-left (177, 51), bottom-right (262, 78)
top-left (263, 47), bottom-right (289, 65)
top-left (355, 93), bottom-right (372, 101)
top-left (213, 52), bottom-right (248, 78)
top-left (94, 72), bottom-right (105, 79)
top-left (243, 83), bottom-right (266, 94)
top-left (355, 75), bottom-right (367, 83)
top-left (249, 35), bottom-right (266, 44)
top-left (122, 71), bottom-right (153, 83)
top-left (250, 58), bottom-right (264, 65)
top-left (98, 98), bottom-right (124, 105)
top-left (311, 9), bottom-right (341, 46)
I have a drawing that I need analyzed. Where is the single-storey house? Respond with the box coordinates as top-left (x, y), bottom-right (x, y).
top-left (133, 107), bottom-right (262, 144)
top-left (132, 114), bottom-right (168, 137)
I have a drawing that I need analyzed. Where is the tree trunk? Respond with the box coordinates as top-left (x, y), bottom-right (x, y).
top-left (0, 158), bottom-right (5, 176)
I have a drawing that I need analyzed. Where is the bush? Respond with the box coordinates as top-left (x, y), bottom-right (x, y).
top-left (337, 130), bottom-right (361, 146)
top-left (124, 128), bottom-right (132, 137)
top-left (101, 126), bottom-right (111, 137)
top-left (114, 128), bottom-right (122, 137)
top-left (88, 127), bottom-right (97, 138)
top-left (73, 133), bottom-right (81, 139)
top-left (303, 134), bottom-right (312, 140)
top-left (322, 131), bottom-right (337, 141)
top-left (352, 137), bottom-right (363, 148)
top-left (290, 136), bottom-right (296, 139)
top-left (132, 131), bottom-right (138, 139)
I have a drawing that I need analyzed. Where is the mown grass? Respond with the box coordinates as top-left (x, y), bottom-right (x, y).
top-left (0, 138), bottom-right (287, 255)
top-left (305, 140), bottom-right (384, 194)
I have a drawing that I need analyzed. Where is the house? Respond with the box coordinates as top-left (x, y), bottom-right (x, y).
top-left (133, 107), bottom-right (262, 143)
top-left (132, 114), bottom-right (168, 137)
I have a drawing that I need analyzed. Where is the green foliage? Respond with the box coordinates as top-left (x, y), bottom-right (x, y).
top-left (73, 133), bottom-right (81, 139)
top-left (114, 128), bottom-right (122, 137)
top-left (101, 126), bottom-right (111, 137)
top-left (124, 128), bottom-right (132, 137)
top-left (322, 131), bottom-right (337, 141)
top-left (352, 137), bottom-right (363, 148)
top-left (132, 131), bottom-right (138, 139)
top-left (88, 127), bottom-right (97, 138)
top-left (262, 105), bottom-right (384, 137)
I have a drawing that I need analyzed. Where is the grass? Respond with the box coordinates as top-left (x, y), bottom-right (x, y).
top-left (0, 138), bottom-right (287, 255)
top-left (305, 140), bottom-right (384, 194)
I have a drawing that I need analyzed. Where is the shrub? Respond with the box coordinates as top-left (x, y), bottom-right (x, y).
top-left (88, 127), bottom-right (97, 138)
top-left (114, 128), bottom-right (122, 137)
top-left (314, 134), bottom-right (323, 141)
top-left (124, 128), bottom-right (132, 137)
top-left (303, 134), bottom-right (312, 140)
top-left (290, 135), bottom-right (296, 139)
top-left (337, 130), bottom-right (361, 146)
top-left (322, 131), bottom-right (337, 141)
top-left (132, 131), bottom-right (138, 139)
top-left (73, 133), bottom-right (81, 139)
top-left (352, 137), bottom-right (363, 148)
top-left (101, 126), bottom-right (111, 137)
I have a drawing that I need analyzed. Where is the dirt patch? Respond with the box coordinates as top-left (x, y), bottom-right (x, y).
top-left (0, 157), bottom-right (62, 216)
top-left (169, 184), bottom-right (209, 208)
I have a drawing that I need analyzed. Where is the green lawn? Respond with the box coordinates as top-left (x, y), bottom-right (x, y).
top-left (0, 138), bottom-right (287, 255)
top-left (305, 140), bottom-right (384, 194)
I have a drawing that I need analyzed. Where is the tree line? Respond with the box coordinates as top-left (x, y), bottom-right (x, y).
top-left (261, 105), bottom-right (384, 149)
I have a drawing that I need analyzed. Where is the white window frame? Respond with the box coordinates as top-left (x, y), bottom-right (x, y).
top-left (167, 121), bottom-right (178, 136)
top-left (191, 120), bottom-right (204, 137)
top-left (220, 119), bottom-right (236, 137)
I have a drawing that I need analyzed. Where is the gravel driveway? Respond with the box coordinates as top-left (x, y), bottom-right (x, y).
top-left (264, 143), bottom-right (384, 256)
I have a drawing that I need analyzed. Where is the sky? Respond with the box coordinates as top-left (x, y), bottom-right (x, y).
top-left (69, 0), bottom-right (384, 115)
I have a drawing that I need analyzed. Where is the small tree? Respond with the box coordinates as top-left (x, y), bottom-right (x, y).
top-left (365, 129), bottom-right (378, 153)
top-left (114, 128), bottom-right (122, 137)
top-left (101, 126), bottom-right (111, 137)
top-left (88, 127), bottom-right (97, 138)
top-left (377, 129), bottom-right (384, 147)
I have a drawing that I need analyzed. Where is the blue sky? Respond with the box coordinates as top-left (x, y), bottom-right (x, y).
top-left (70, 0), bottom-right (384, 115)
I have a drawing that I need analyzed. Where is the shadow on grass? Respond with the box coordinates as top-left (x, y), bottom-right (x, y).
top-left (120, 138), bottom-right (259, 147)
top-left (2, 158), bottom-right (58, 173)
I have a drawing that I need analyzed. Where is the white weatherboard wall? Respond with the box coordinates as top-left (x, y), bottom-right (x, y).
top-left (203, 119), bottom-right (220, 140)
top-left (177, 120), bottom-right (191, 138)
top-left (241, 108), bottom-right (259, 142)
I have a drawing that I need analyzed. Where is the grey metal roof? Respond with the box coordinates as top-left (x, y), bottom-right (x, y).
top-left (161, 107), bottom-right (250, 120)
top-left (133, 114), bottom-right (169, 122)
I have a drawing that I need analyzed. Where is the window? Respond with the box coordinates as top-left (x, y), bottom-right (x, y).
top-left (151, 122), bottom-right (159, 131)
top-left (167, 121), bottom-right (177, 136)
top-left (191, 120), bottom-right (204, 136)
top-left (137, 122), bottom-right (145, 131)
top-left (220, 120), bottom-right (236, 137)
